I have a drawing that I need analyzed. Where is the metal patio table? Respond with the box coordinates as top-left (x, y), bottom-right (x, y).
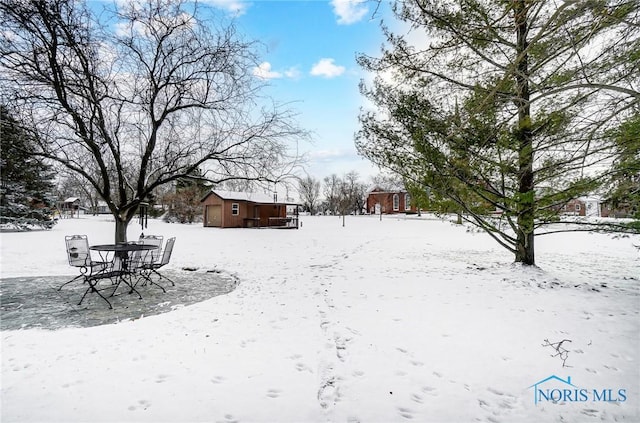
top-left (84, 243), bottom-right (159, 308)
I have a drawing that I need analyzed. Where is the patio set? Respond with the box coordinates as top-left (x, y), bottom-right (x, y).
top-left (61, 234), bottom-right (176, 309)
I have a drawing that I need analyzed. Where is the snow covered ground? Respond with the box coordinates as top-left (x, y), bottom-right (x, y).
top-left (1, 214), bottom-right (639, 422)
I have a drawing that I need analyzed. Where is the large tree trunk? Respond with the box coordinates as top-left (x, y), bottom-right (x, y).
top-left (114, 208), bottom-right (137, 243)
top-left (115, 217), bottom-right (129, 244)
top-left (514, 0), bottom-right (535, 266)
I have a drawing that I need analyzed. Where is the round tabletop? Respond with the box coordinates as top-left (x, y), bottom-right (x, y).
top-left (90, 244), bottom-right (158, 252)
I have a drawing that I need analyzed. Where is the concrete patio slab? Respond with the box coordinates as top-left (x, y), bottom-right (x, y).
top-left (1, 270), bottom-right (239, 331)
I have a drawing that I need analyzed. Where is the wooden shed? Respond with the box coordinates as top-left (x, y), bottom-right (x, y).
top-left (201, 190), bottom-right (299, 229)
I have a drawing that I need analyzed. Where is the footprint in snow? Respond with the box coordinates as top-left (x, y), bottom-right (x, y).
top-left (397, 406), bottom-right (415, 419)
top-left (421, 386), bottom-right (437, 396)
top-left (211, 375), bottom-right (226, 384)
top-left (410, 393), bottom-right (424, 404)
top-left (266, 388), bottom-right (282, 398)
top-left (295, 362), bottom-right (313, 373)
top-left (128, 399), bottom-right (151, 411)
top-left (487, 387), bottom-right (504, 396)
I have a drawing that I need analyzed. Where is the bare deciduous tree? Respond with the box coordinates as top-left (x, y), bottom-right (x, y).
top-left (323, 174), bottom-right (341, 215)
top-left (297, 175), bottom-right (321, 215)
top-left (343, 171), bottom-right (367, 215)
top-left (0, 0), bottom-right (305, 241)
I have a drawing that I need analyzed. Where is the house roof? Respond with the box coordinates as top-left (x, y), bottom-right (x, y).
top-left (202, 189), bottom-right (298, 205)
top-left (63, 197), bottom-right (80, 203)
top-left (367, 184), bottom-right (407, 194)
top-left (577, 196), bottom-right (603, 203)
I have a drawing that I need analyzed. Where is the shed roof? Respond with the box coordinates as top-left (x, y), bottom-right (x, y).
top-left (202, 189), bottom-right (298, 205)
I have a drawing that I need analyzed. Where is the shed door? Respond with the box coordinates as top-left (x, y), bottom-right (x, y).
top-left (206, 205), bottom-right (222, 227)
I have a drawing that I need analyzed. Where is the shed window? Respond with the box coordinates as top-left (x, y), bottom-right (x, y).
top-left (231, 203), bottom-right (239, 215)
top-left (575, 203), bottom-right (581, 211)
top-left (393, 194), bottom-right (399, 211)
top-left (404, 193), bottom-right (411, 211)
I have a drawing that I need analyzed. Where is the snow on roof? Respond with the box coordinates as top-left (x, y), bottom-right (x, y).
top-left (367, 184), bottom-right (406, 194)
top-left (63, 197), bottom-right (80, 203)
top-left (578, 195), bottom-right (603, 203)
top-left (209, 190), bottom-right (278, 204)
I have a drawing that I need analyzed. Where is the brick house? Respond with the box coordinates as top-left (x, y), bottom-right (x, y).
top-left (366, 186), bottom-right (418, 214)
top-left (559, 196), bottom-right (603, 217)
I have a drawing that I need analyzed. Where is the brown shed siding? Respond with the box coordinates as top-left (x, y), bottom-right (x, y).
top-left (202, 191), bottom-right (294, 228)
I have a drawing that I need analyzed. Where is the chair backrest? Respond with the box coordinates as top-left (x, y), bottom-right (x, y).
top-left (139, 235), bottom-right (163, 263)
top-left (159, 237), bottom-right (175, 266)
top-left (65, 235), bottom-right (91, 267)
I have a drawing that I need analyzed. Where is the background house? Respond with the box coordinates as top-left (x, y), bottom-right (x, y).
top-left (60, 197), bottom-right (81, 218)
top-left (366, 186), bottom-right (417, 215)
top-left (560, 197), bottom-right (601, 217)
top-left (558, 196), bottom-right (636, 218)
top-left (201, 190), bottom-right (299, 228)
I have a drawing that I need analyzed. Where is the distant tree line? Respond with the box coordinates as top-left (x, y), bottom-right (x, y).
top-left (296, 171), bottom-right (408, 217)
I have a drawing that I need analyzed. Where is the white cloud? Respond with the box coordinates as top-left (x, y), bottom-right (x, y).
top-left (310, 58), bottom-right (345, 78)
top-left (284, 66), bottom-right (302, 79)
top-left (200, 0), bottom-right (250, 17)
top-left (330, 0), bottom-right (369, 25)
top-left (310, 149), bottom-right (350, 162)
top-left (252, 62), bottom-right (282, 80)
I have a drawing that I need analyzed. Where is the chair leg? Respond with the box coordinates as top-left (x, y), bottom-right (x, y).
top-left (139, 270), bottom-right (167, 293)
top-left (152, 269), bottom-right (176, 286)
top-left (124, 273), bottom-right (143, 299)
top-left (78, 277), bottom-right (113, 309)
top-left (58, 274), bottom-right (84, 290)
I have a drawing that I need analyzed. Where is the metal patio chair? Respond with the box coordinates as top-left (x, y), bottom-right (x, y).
top-left (62, 235), bottom-right (116, 308)
top-left (60, 235), bottom-right (109, 290)
top-left (139, 237), bottom-right (176, 288)
top-left (138, 234), bottom-right (163, 266)
top-left (126, 237), bottom-right (164, 293)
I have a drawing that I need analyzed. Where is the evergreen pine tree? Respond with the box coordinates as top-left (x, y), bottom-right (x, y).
top-left (608, 115), bottom-right (640, 219)
top-left (357, 0), bottom-right (640, 265)
top-left (0, 105), bottom-right (57, 229)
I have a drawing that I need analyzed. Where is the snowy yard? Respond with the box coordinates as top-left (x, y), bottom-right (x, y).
top-left (1, 214), bottom-right (639, 422)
